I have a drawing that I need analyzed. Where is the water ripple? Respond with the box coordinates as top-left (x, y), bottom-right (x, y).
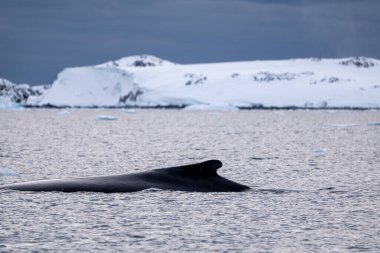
top-left (0, 109), bottom-right (379, 252)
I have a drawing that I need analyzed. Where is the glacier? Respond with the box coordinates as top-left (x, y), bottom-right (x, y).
top-left (1, 55), bottom-right (380, 109)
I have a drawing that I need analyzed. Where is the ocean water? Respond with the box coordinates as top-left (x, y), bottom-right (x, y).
top-left (0, 109), bottom-right (379, 252)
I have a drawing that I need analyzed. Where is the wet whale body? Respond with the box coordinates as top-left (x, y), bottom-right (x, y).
top-left (0, 160), bottom-right (249, 193)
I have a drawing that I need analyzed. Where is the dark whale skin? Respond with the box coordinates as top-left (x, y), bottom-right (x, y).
top-left (0, 160), bottom-right (250, 193)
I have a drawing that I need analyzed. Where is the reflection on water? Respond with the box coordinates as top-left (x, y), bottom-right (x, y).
top-left (0, 109), bottom-right (379, 252)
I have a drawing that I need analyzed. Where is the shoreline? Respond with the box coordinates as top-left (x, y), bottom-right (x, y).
top-left (18, 104), bottom-right (380, 111)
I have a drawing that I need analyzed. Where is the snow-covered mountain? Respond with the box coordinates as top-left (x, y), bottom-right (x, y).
top-left (96, 54), bottom-right (177, 68)
top-left (2, 55), bottom-right (380, 109)
top-left (0, 78), bottom-right (50, 108)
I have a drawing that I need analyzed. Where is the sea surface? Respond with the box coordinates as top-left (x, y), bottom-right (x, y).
top-left (0, 109), bottom-right (379, 252)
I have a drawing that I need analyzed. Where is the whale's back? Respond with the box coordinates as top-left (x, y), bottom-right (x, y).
top-left (0, 160), bottom-right (250, 193)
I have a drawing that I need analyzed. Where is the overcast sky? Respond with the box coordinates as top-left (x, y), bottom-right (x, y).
top-left (1, 0), bottom-right (379, 85)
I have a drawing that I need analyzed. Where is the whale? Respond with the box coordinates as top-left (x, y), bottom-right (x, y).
top-left (0, 160), bottom-right (250, 193)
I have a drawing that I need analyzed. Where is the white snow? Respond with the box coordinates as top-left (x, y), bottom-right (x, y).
top-left (41, 67), bottom-right (135, 107)
top-left (26, 85), bottom-right (51, 105)
top-left (2, 55), bottom-right (380, 109)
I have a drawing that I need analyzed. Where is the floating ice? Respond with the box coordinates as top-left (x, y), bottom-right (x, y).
top-left (208, 111), bottom-right (222, 116)
top-left (59, 110), bottom-right (70, 115)
top-left (96, 115), bottom-right (118, 121)
top-left (183, 104), bottom-right (239, 112)
top-left (0, 167), bottom-right (18, 176)
top-left (312, 148), bottom-right (327, 156)
top-left (327, 123), bottom-right (358, 128)
top-left (123, 109), bottom-right (137, 114)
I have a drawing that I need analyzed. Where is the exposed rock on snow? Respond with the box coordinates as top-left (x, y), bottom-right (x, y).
top-left (96, 54), bottom-right (176, 69)
top-left (252, 72), bottom-right (313, 82)
top-left (0, 78), bottom-right (50, 107)
top-left (339, 57), bottom-right (378, 68)
top-left (119, 84), bottom-right (145, 103)
top-left (184, 73), bottom-right (208, 86)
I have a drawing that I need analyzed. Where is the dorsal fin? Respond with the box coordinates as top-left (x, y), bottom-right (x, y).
top-left (159, 160), bottom-right (223, 178)
top-left (190, 160), bottom-right (222, 175)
